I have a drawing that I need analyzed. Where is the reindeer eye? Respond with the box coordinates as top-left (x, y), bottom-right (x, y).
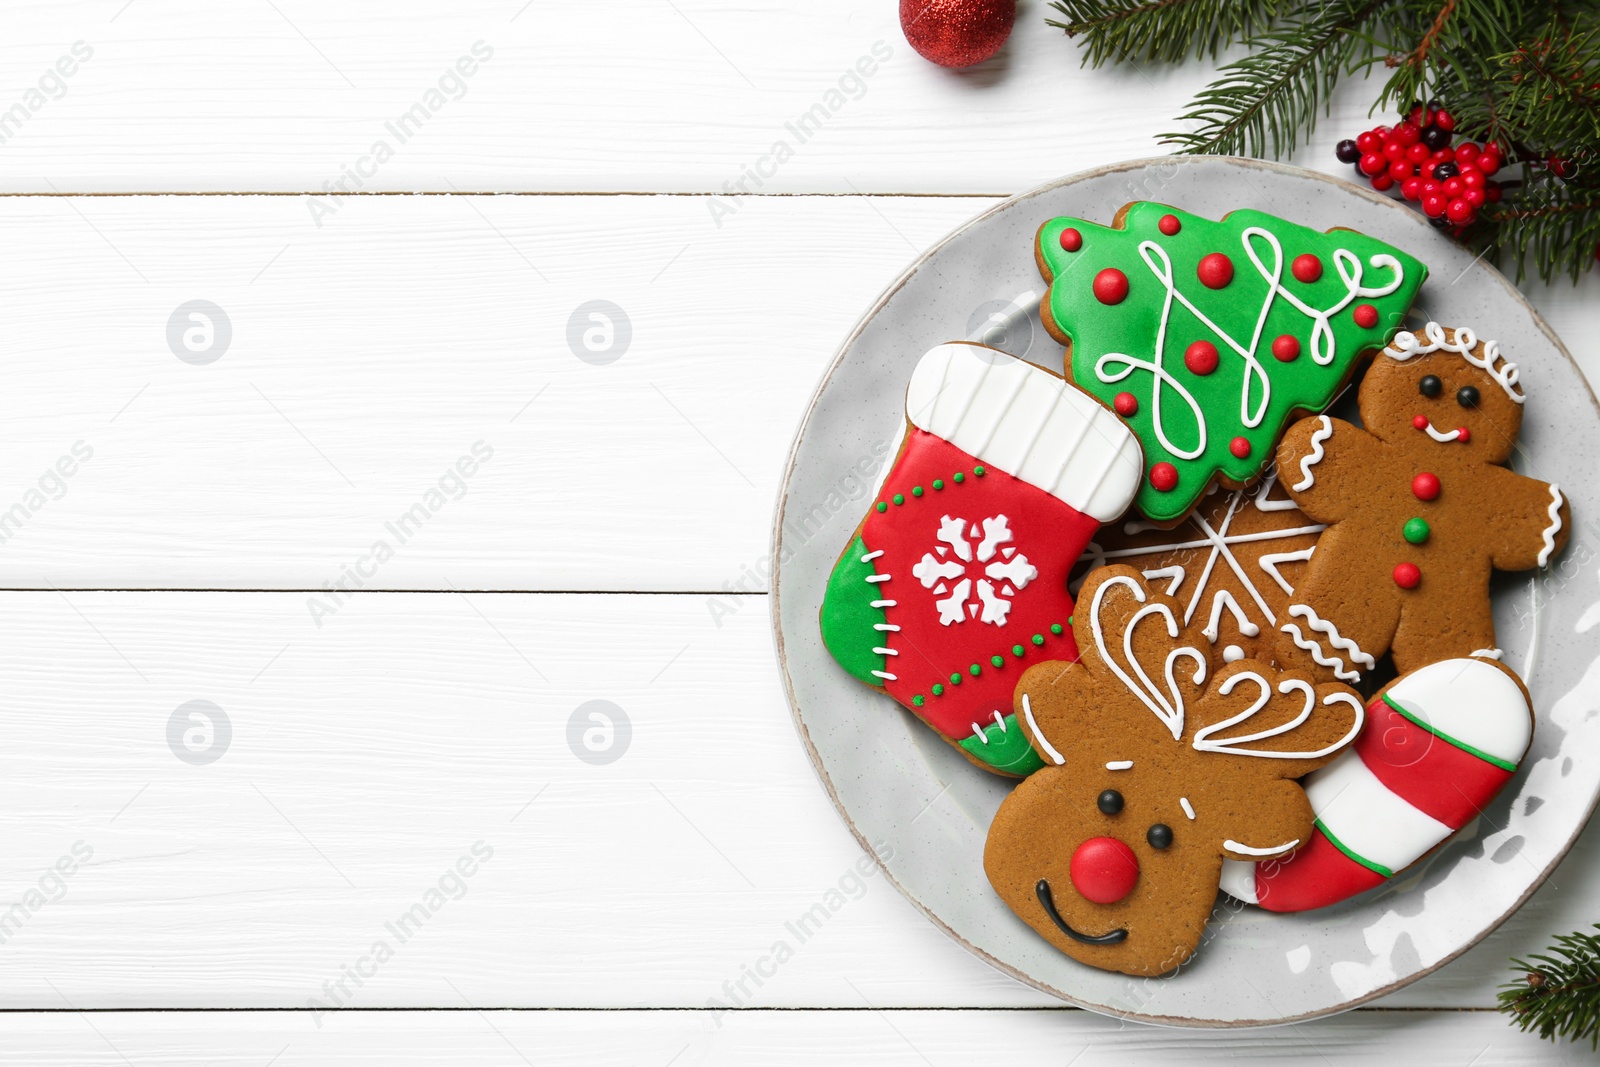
top-left (1097, 790), bottom-right (1124, 815)
top-left (1147, 824), bottom-right (1173, 849)
top-left (1418, 374), bottom-right (1442, 398)
top-left (1457, 385), bottom-right (1480, 408)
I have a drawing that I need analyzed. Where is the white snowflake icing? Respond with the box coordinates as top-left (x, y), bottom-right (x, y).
top-left (913, 514), bottom-right (1037, 626)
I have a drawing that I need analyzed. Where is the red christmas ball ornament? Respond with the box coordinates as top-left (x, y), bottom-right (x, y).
top-left (1149, 462), bottom-right (1179, 493)
top-left (900, 0), bottom-right (1016, 68)
top-left (1184, 340), bottom-right (1220, 375)
top-left (1197, 252), bottom-right (1234, 288)
top-left (1093, 267), bottom-right (1129, 305)
top-left (1113, 392), bottom-right (1139, 417)
top-left (1291, 253), bottom-right (1323, 282)
top-left (1229, 436), bottom-right (1252, 459)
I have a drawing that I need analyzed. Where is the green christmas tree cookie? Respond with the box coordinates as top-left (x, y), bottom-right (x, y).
top-left (1036, 203), bottom-right (1428, 524)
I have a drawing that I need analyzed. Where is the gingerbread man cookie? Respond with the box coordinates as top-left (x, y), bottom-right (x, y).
top-left (1272, 322), bottom-right (1570, 681)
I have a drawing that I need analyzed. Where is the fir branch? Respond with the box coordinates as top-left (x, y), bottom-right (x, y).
top-left (1047, 0), bottom-right (1281, 66)
top-left (1500, 925), bottom-right (1600, 1048)
top-left (1161, 0), bottom-right (1390, 157)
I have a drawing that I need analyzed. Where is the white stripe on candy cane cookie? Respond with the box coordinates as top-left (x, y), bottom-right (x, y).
top-left (1305, 751), bottom-right (1453, 875)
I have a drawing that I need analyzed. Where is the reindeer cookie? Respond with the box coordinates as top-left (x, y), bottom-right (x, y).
top-left (1272, 322), bottom-right (1570, 680)
top-left (985, 566), bottom-right (1363, 976)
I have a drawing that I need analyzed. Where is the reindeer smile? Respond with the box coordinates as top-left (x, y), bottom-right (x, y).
top-left (1035, 879), bottom-right (1127, 945)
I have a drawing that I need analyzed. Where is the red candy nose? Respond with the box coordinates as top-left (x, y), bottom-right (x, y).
top-left (1069, 837), bottom-right (1140, 904)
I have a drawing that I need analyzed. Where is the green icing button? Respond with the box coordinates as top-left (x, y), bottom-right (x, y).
top-left (912, 486), bottom-right (924, 497)
top-left (1012, 644), bottom-right (1025, 657)
top-left (953, 472), bottom-right (965, 483)
top-left (969, 663), bottom-right (982, 676)
top-left (959, 713), bottom-right (1048, 776)
top-left (1050, 623), bottom-right (1064, 635)
top-left (892, 493), bottom-right (904, 505)
top-left (932, 683), bottom-right (944, 696)
top-left (991, 655), bottom-right (1004, 668)
top-left (1404, 517), bottom-right (1430, 544)
top-left (1032, 634), bottom-right (1045, 646)
top-left (932, 479), bottom-right (944, 490)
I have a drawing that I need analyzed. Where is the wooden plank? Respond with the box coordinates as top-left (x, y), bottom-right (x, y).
top-left (0, 1008), bottom-right (1582, 1065)
top-left (0, 1), bottom-right (1225, 195)
top-left (0, 588), bottom-right (1591, 1009)
top-left (0, 192), bottom-right (988, 590)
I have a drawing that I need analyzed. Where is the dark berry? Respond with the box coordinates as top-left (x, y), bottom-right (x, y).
top-left (1336, 139), bottom-right (1361, 164)
top-left (1429, 214), bottom-right (1452, 229)
top-left (1419, 374), bottom-right (1442, 398)
top-left (1457, 385), bottom-right (1481, 408)
top-left (1147, 824), bottom-right (1174, 850)
top-left (1097, 790), bottom-right (1124, 815)
top-left (1422, 125), bottom-right (1451, 150)
top-left (1434, 161), bottom-right (1460, 181)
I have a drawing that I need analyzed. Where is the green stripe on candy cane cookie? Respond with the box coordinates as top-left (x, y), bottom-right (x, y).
top-left (1038, 204), bottom-right (1428, 523)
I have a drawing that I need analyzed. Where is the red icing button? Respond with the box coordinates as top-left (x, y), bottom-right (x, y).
top-left (1229, 436), bottom-right (1252, 458)
top-left (1149, 462), bottom-right (1179, 492)
top-left (1457, 426), bottom-right (1470, 442)
top-left (1069, 837), bottom-right (1140, 904)
top-left (1291, 253), bottom-right (1323, 283)
top-left (1412, 472), bottom-right (1441, 501)
top-left (1412, 414), bottom-right (1429, 430)
top-left (1197, 252), bottom-right (1234, 289)
top-left (1184, 340), bottom-right (1219, 375)
top-left (1393, 562), bottom-right (1422, 589)
top-left (1158, 214), bottom-right (1181, 236)
top-left (1113, 392), bottom-right (1138, 416)
top-left (1271, 335), bottom-right (1301, 362)
top-left (1093, 267), bottom-right (1129, 304)
top-left (1353, 303), bottom-right (1379, 328)
top-left (1059, 227), bottom-right (1083, 252)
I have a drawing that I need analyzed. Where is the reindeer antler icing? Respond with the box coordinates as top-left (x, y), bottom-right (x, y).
top-left (1193, 674), bottom-right (1364, 759)
top-left (1089, 574), bottom-right (1208, 741)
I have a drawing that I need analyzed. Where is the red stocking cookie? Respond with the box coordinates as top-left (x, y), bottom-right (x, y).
top-left (819, 342), bottom-right (1143, 776)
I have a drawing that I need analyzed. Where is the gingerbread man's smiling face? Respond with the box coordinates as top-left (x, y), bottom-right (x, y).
top-left (1359, 325), bottom-right (1524, 464)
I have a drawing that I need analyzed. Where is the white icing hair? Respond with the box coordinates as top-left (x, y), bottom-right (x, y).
top-left (1381, 322), bottom-right (1524, 405)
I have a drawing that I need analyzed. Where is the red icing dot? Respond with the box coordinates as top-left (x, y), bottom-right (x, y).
top-left (1113, 392), bottom-right (1139, 416)
top-left (1457, 426), bottom-right (1471, 442)
top-left (1412, 414), bottom-right (1429, 430)
top-left (1059, 227), bottom-right (1083, 252)
top-left (1393, 562), bottom-right (1422, 589)
top-left (1093, 268), bottom-right (1129, 305)
top-left (1229, 436), bottom-right (1252, 459)
top-left (1158, 214), bottom-right (1181, 236)
top-left (1353, 303), bottom-right (1379, 329)
top-left (1197, 253), bottom-right (1234, 289)
top-left (1412, 472), bottom-right (1441, 501)
top-left (1184, 340), bottom-right (1219, 376)
top-left (1069, 837), bottom-right (1140, 905)
top-left (1292, 254), bottom-right (1323, 283)
top-left (1271, 335), bottom-right (1301, 362)
top-left (1149, 462), bottom-right (1179, 492)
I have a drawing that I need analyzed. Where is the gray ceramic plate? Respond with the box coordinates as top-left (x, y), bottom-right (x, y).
top-left (771, 157), bottom-right (1600, 1027)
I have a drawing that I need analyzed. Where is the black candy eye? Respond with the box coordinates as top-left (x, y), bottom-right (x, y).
top-left (1097, 790), bottom-right (1124, 815)
top-left (1147, 824), bottom-right (1173, 849)
top-left (1457, 385), bottom-right (1480, 409)
top-left (1418, 374), bottom-right (1442, 398)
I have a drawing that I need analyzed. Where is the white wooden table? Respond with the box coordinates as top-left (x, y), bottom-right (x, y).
top-left (1, 3), bottom-right (1597, 1062)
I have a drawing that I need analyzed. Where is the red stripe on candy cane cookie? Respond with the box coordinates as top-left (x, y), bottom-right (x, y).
top-left (1355, 697), bottom-right (1515, 828)
top-left (1250, 826), bottom-right (1388, 913)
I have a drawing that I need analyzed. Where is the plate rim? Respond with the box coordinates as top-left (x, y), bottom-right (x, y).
top-left (769, 155), bottom-right (1600, 1028)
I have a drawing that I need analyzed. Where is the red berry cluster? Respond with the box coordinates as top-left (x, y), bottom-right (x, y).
top-left (1336, 101), bottom-right (1503, 233)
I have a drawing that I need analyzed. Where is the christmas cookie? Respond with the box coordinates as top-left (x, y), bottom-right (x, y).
top-left (1272, 322), bottom-right (1571, 682)
top-left (818, 342), bottom-right (1143, 776)
top-left (1076, 472), bottom-right (1322, 668)
top-left (1036, 203), bottom-right (1428, 525)
top-left (986, 566), bottom-right (1363, 975)
top-left (1224, 655), bottom-right (1532, 911)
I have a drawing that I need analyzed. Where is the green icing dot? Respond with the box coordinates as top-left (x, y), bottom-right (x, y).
top-left (932, 479), bottom-right (944, 490)
top-left (912, 486), bottom-right (924, 497)
top-left (911, 695), bottom-right (924, 707)
top-left (932, 683), bottom-right (944, 696)
top-left (1032, 634), bottom-right (1045, 646)
top-left (1067, 615), bottom-right (1075, 626)
top-left (1012, 644), bottom-right (1025, 657)
top-left (876, 502), bottom-right (887, 512)
top-left (949, 673), bottom-right (962, 685)
top-left (1050, 623), bottom-right (1064, 635)
top-left (969, 663), bottom-right (982, 676)
top-left (974, 466), bottom-right (986, 476)
top-left (991, 655), bottom-right (1004, 668)
top-left (1404, 517), bottom-right (1430, 544)
top-left (892, 493), bottom-right (904, 505)
top-left (953, 472), bottom-right (965, 483)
